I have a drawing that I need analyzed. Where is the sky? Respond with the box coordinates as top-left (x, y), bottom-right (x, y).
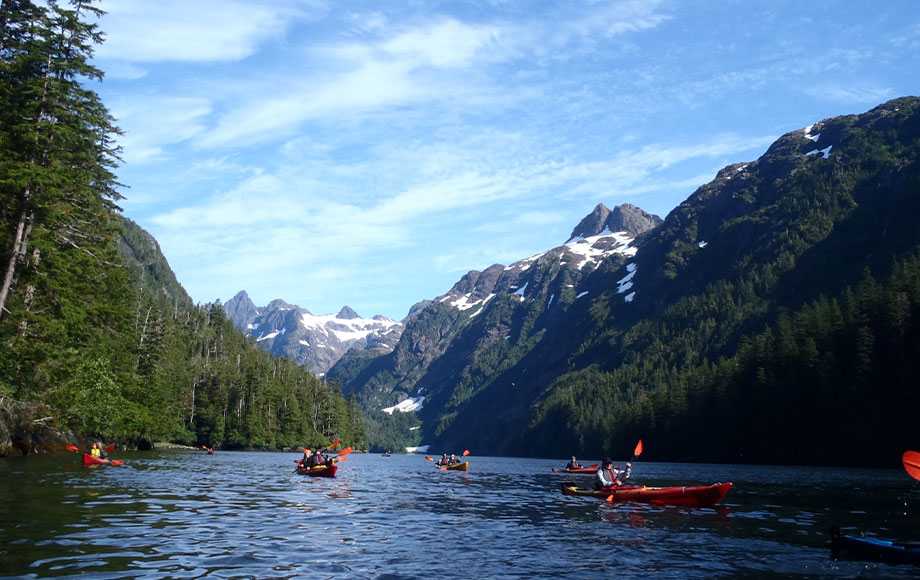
top-left (89, 0), bottom-right (920, 321)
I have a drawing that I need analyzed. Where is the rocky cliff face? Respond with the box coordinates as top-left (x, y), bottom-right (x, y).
top-left (0, 398), bottom-right (76, 456)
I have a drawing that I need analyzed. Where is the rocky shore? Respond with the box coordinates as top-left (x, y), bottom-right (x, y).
top-left (0, 397), bottom-right (78, 456)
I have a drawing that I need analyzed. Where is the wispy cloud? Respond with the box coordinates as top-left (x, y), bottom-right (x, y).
top-left (96, 1), bottom-right (304, 64)
top-left (805, 84), bottom-right (895, 105)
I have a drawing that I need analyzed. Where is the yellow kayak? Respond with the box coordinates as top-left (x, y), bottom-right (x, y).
top-left (439, 461), bottom-right (468, 471)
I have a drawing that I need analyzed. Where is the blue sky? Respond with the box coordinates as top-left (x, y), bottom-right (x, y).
top-left (91, 0), bottom-right (920, 321)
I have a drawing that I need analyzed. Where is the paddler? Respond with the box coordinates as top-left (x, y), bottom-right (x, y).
top-left (566, 456), bottom-right (581, 469)
top-left (90, 441), bottom-right (108, 460)
top-left (300, 448), bottom-right (313, 469)
top-left (309, 448), bottom-right (325, 468)
top-left (595, 457), bottom-right (631, 490)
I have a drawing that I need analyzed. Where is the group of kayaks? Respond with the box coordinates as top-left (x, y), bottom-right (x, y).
top-left (70, 439), bottom-right (919, 567)
top-left (553, 448), bottom-right (920, 568)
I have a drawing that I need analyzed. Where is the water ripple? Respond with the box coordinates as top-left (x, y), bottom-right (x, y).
top-left (2, 452), bottom-right (918, 579)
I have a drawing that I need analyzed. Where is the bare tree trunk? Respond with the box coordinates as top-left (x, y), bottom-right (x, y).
top-left (0, 204), bottom-right (33, 321)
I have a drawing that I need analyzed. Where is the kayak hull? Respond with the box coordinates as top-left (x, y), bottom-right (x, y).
top-left (553, 467), bottom-right (596, 474)
top-left (562, 482), bottom-right (732, 508)
top-left (831, 529), bottom-right (920, 565)
top-left (439, 461), bottom-right (468, 471)
top-left (82, 453), bottom-right (109, 467)
top-left (296, 464), bottom-right (338, 478)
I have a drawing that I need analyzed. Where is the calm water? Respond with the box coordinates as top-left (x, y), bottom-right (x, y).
top-left (1, 450), bottom-right (918, 579)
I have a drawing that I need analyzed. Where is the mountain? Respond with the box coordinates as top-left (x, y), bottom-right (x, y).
top-left (223, 292), bottom-right (403, 374)
top-left (329, 97), bottom-right (920, 464)
top-left (327, 202), bottom-right (663, 450)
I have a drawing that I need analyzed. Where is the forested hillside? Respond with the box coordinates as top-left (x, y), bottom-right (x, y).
top-left (0, 1), bottom-right (363, 454)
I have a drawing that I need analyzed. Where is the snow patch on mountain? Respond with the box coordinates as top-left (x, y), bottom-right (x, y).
top-left (450, 293), bottom-right (495, 311)
top-left (564, 230), bottom-right (637, 270)
top-left (382, 396), bottom-right (425, 415)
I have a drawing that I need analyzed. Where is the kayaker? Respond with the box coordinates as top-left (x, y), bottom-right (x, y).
top-left (566, 456), bottom-right (581, 469)
top-left (300, 448), bottom-right (313, 468)
top-left (436, 453), bottom-right (449, 466)
top-left (449, 454), bottom-right (458, 465)
top-left (595, 458), bottom-right (631, 490)
top-left (308, 448), bottom-right (325, 468)
top-left (90, 442), bottom-right (107, 460)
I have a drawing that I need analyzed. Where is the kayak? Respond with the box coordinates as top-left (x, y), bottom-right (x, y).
top-left (561, 482), bottom-right (732, 507)
top-left (553, 467), bottom-right (597, 474)
top-left (831, 528), bottom-right (920, 565)
top-left (82, 453), bottom-right (122, 467)
top-left (296, 463), bottom-right (338, 478)
top-left (83, 453), bottom-right (107, 466)
top-left (438, 461), bottom-right (469, 471)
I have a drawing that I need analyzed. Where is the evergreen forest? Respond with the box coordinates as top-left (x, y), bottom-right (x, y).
top-left (0, 0), bottom-right (364, 452)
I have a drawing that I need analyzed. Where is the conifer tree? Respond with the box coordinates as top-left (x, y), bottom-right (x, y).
top-left (0, 0), bottom-right (122, 324)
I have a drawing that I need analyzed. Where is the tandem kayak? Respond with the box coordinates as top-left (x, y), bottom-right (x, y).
top-left (831, 528), bottom-right (920, 566)
top-left (561, 482), bottom-right (732, 508)
top-left (296, 463), bottom-right (338, 478)
top-left (552, 467), bottom-right (597, 475)
top-left (437, 461), bottom-right (468, 471)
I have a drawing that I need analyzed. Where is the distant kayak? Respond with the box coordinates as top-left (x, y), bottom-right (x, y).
top-left (562, 482), bottom-right (732, 508)
top-left (296, 463), bottom-right (337, 478)
top-left (831, 528), bottom-right (920, 566)
top-left (552, 467), bottom-right (596, 474)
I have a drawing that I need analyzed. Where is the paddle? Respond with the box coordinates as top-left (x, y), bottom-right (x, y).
top-left (424, 456), bottom-right (434, 461)
top-left (632, 439), bottom-right (643, 461)
top-left (66, 444), bottom-right (79, 452)
top-left (903, 451), bottom-right (920, 481)
top-left (106, 444), bottom-right (115, 452)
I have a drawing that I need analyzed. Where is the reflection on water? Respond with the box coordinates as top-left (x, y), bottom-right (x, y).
top-left (1, 451), bottom-right (918, 579)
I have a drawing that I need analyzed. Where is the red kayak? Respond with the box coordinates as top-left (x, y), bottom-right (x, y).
top-left (296, 463), bottom-right (338, 478)
top-left (562, 482), bottom-right (732, 508)
top-left (83, 453), bottom-right (122, 467)
top-left (553, 467), bottom-right (597, 474)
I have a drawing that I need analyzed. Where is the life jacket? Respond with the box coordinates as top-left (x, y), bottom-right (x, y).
top-left (91, 448), bottom-right (101, 458)
top-left (595, 467), bottom-right (616, 490)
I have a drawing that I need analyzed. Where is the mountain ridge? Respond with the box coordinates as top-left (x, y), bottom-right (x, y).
top-left (329, 96), bottom-right (920, 462)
